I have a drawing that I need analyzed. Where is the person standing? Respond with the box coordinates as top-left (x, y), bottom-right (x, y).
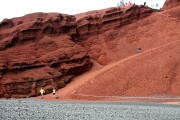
top-left (40, 88), bottom-right (45, 99)
top-left (155, 3), bottom-right (159, 9)
top-left (52, 88), bottom-right (58, 99)
top-left (138, 48), bottom-right (141, 54)
top-left (52, 88), bottom-right (56, 98)
top-left (151, 4), bottom-right (154, 9)
top-left (144, 2), bottom-right (146, 6)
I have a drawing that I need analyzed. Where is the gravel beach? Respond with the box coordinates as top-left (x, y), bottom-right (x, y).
top-left (0, 99), bottom-right (180, 120)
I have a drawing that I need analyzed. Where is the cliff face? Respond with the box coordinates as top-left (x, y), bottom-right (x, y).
top-left (163, 0), bottom-right (180, 10)
top-left (61, 4), bottom-right (180, 100)
top-left (0, 5), bottom-right (153, 98)
top-left (75, 5), bottom-right (153, 65)
top-left (0, 13), bottom-right (92, 98)
top-left (75, 5), bottom-right (152, 40)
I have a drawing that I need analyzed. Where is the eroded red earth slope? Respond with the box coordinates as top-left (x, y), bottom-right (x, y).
top-left (0, 0), bottom-right (180, 101)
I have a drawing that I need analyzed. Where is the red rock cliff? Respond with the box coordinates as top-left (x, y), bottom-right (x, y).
top-left (0, 13), bottom-right (92, 98)
top-left (75, 5), bottom-right (153, 65)
top-left (163, 0), bottom-right (180, 10)
top-left (75, 5), bottom-right (152, 39)
top-left (0, 5), bottom-right (153, 98)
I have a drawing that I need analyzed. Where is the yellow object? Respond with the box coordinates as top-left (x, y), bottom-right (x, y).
top-left (40, 89), bottom-right (45, 94)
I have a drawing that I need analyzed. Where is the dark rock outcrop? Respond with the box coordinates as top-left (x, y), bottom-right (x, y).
top-left (0, 19), bottom-right (14, 31)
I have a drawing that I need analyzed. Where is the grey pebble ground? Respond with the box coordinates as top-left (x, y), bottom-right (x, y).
top-left (0, 99), bottom-right (180, 120)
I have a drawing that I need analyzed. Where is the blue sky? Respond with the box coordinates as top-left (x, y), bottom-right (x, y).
top-left (0, 0), bottom-right (166, 21)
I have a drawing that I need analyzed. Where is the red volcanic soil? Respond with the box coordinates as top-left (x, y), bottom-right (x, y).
top-left (1, 1), bottom-right (180, 103)
top-left (163, 0), bottom-right (180, 10)
top-left (0, 5), bottom-right (153, 98)
top-left (37, 5), bottom-right (180, 102)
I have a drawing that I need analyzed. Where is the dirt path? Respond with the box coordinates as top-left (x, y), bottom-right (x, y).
top-left (35, 9), bottom-right (180, 102)
top-left (158, 12), bottom-right (180, 22)
top-left (37, 39), bottom-right (180, 103)
top-left (69, 39), bottom-right (180, 103)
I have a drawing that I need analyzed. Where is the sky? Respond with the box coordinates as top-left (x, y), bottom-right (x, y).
top-left (0, 0), bottom-right (166, 21)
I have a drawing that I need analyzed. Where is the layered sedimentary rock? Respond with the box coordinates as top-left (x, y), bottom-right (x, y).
top-left (75, 5), bottom-right (153, 65)
top-left (75, 5), bottom-right (153, 39)
top-left (163, 0), bottom-right (180, 10)
top-left (0, 13), bottom-right (92, 98)
top-left (0, 5), bottom-right (153, 98)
